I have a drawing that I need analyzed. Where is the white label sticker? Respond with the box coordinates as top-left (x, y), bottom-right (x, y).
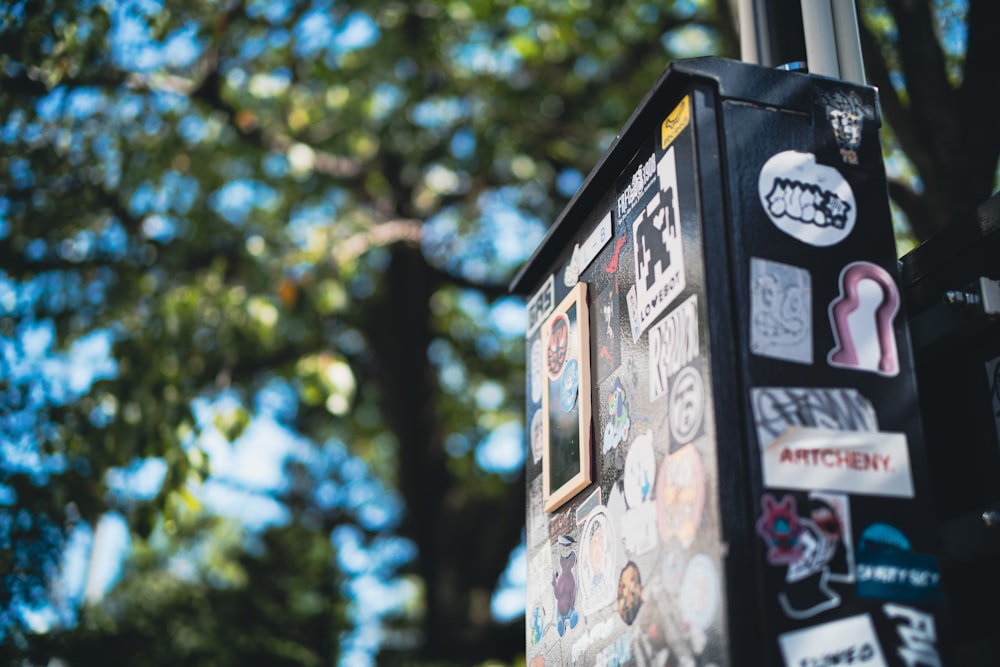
top-left (626, 146), bottom-right (686, 340)
top-left (750, 257), bottom-right (812, 364)
top-left (751, 386), bottom-right (914, 497)
top-left (526, 275), bottom-right (555, 337)
top-left (758, 150), bottom-right (856, 247)
top-left (580, 212), bottom-right (613, 273)
top-left (763, 426), bottom-right (914, 498)
top-left (779, 614), bottom-right (887, 667)
top-left (563, 212), bottom-right (613, 287)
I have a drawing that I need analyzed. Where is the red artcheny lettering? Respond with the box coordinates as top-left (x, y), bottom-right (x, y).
top-left (778, 447), bottom-right (890, 472)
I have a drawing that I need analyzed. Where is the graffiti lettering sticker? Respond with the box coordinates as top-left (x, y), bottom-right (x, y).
top-left (758, 150), bottom-right (856, 247)
top-left (750, 258), bottom-right (812, 364)
top-left (883, 603), bottom-right (941, 667)
top-left (626, 146), bottom-right (686, 340)
top-left (649, 294), bottom-right (699, 401)
top-left (817, 88), bottom-right (876, 166)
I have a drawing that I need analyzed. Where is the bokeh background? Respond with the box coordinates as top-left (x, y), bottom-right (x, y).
top-left (1, 1), bottom-right (996, 665)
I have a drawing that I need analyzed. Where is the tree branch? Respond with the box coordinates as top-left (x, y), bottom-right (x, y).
top-left (957, 0), bottom-right (1000, 205)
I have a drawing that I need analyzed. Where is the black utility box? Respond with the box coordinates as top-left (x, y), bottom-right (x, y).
top-left (513, 57), bottom-right (951, 666)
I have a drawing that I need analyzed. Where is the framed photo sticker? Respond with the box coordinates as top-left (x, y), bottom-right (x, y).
top-left (542, 282), bottom-right (593, 513)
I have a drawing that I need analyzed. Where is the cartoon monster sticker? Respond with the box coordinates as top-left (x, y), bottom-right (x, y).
top-left (552, 535), bottom-right (579, 637)
top-left (602, 377), bottom-right (631, 453)
top-left (756, 494), bottom-right (807, 565)
top-left (757, 494), bottom-right (842, 619)
top-left (546, 312), bottom-right (570, 380)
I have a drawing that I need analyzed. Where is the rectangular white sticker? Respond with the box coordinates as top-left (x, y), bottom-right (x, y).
top-left (526, 274), bottom-right (555, 337)
top-left (625, 147), bottom-right (686, 340)
top-left (779, 614), bottom-right (887, 667)
top-left (648, 294), bottom-right (699, 401)
top-left (750, 257), bottom-right (812, 364)
top-left (763, 426), bottom-right (915, 498)
top-left (579, 211), bottom-right (613, 274)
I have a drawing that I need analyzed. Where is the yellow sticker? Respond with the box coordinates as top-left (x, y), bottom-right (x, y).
top-left (661, 95), bottom-right (690, 149)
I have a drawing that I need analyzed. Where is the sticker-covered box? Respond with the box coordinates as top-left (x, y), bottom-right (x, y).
top-left (511, 57), bottom-right (950, 666)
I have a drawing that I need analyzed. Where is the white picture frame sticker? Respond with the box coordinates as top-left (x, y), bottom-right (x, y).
top-left (626, 146), bottom-right (686, 341)
top-left (779, 614), bottom-right (887, 667)
top-left (750, 257), bottom-right (812, 364)
top-left (758, 150), bottom-right (856, 247)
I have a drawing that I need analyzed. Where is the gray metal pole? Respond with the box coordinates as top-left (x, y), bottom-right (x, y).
top-left (832, 0), bottom-right (866, 84)
top-left (801, 0), bottom-right (840, 78)
top-left (738, 0), bottom-right (760, 64)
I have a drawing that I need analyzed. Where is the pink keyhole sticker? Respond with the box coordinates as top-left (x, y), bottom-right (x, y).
top-left (827, 261), bottom-right (900, 377)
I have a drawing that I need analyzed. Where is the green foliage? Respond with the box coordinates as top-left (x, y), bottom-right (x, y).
top-left (4, 0), bottom-right (993, 664)
top-left (27, 513), bottom-right (347, 667)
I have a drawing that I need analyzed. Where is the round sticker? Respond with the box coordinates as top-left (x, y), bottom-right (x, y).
top-left (656, 443), bottom-right (706, 549)
top-left (680, 554), bottom-right (720, 631)
top-left (546, 312), bottom-right (570, 380)
top-left (530, 338), bottom-right (543, 405)
top-left (757, 150), bottom-right (856, 247)
top-left (669, 366), bottom-right (704, 445)
top-left (560, 359), bottom-right (579, 412)
top-left (530, 409), bottom-right (544, 464)
top-left (623, 431), bottom-right (655, 508)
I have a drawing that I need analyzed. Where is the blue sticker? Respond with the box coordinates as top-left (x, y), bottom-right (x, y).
top-left (856, 523), bottom-right (942, 604)
top-left (560, 359), bottom-right (579, 412)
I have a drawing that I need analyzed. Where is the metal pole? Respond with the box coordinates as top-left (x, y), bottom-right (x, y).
top-left (739, 0), bottom-right (806, 69)
top-left (831, 0), bottom-right (866, 84)
top-left (800, 0), bottom-right (840, 78)
top-left (738, 0), bottom-right (760, 64)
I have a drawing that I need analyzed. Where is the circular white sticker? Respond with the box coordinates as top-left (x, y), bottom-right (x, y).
top-left (669, 366), bottom-right (704, 445)
top-left (680, 554), bottom-right (720, 631)
top-left (758, 150), bottom-right (856, 247)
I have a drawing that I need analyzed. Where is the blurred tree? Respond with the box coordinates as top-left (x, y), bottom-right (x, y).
top-left (0, 0), bottom-right (996, 665)
top-left (858, 0), bottom-right (1000, 242)
top-left (24, 474), bottom-right (349, 667)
